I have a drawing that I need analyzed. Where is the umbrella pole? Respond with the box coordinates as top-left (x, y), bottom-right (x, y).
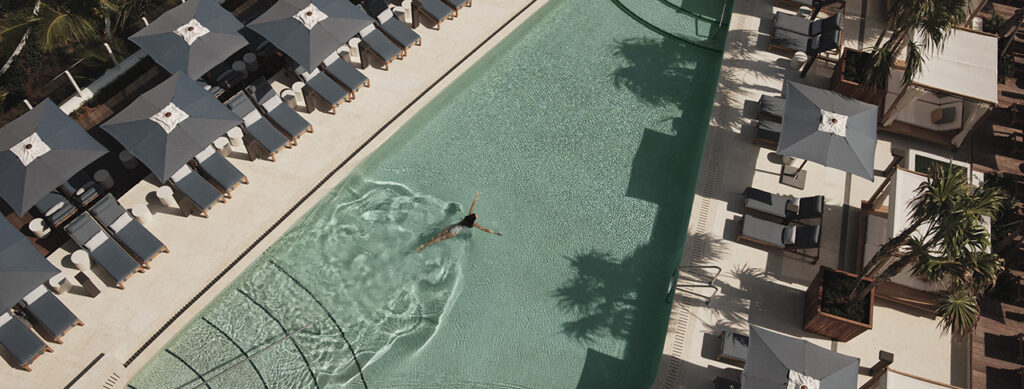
top-left (792, 159), bottom-right (808, 176)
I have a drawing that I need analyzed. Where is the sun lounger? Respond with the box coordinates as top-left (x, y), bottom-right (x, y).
top-left (19, 285), bottom-right (83, 344)
top-left (252, 92), bottom-right (312, 145)
top-left (66, 213), bottom-right (142, 289)
top-left (358, 24), bottom-right (404, 70)
top-left (743, 187), bottom-right (824, 221)
top-left (32, 190), bottom-right (75, 227)
top-left (322, 53), bottom-right (370, 98)
top-left (717, 331), bottom-right (749, 367)
top-left (193, 146), bottom-right (248, 197)
top-left (0, 312), bottom-right (51, 372)
top-left (440, 0), bottom-right (470, 16)
top-left (755, 120), bottom-right (780, 147)
top-left (769, 25), bottom-right (840, 55)
top-left (413, 0), bottom-right (455, 29)
top-left (226, 94), bottom-right (290, 161)
top-left (738, 214), bottom-right (821, 262)
top-left (373, 8), bottom-right (422, 56)
top-left (295, 66), bottom-right (349, 114)
top-left (774, 12), bottom-right (822, 36)
top-left (90, 193), bottom-right (168, 266)
top-left (168, 165), bottom-right (225, 218)
top-left (758, 95), bottom-right (784, 122)
top-left (59, 171), bottom-right (101, 207)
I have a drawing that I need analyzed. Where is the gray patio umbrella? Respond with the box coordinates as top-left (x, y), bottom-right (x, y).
top-left (0, 220), bottom-right (58, 311)
top-left (247, 0), bottom-right (374, 69)
top-left (777, 81), bottom-right (878, 181)
top-left (130, 0), bottom-right (248, 80)
top-left (742, 325), bottom-right (859, 389)
top-left (101, 72), bottom-right (241, 182)
top-left (0, 99), bottom-right (107, 215)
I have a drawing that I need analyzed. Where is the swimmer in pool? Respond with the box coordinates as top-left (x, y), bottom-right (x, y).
top-left (417, 192), bottom-right (502, 252)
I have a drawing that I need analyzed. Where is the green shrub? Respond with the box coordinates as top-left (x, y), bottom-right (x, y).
top-left (820, 271), bottom-right (871, 323)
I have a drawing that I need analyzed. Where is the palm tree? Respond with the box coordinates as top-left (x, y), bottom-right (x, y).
top-left (859, 0), bottom-right (968, 89)
top-left (844, 164), bottom-right (1006, 339)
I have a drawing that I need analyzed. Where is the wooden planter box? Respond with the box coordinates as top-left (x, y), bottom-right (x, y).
top-left (803, 267), bottom-right (873, 342)
top-left (830, 48), bottom-right (886, 106)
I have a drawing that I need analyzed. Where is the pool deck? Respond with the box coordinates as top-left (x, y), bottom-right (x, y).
top-left (652, 0), bottom-right (973, 388)
top-left (0, 0), bottom-right (549, 386)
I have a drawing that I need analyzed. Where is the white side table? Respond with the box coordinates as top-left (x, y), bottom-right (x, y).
top-left (214, 136), bottom-right (230, 156)
top-left (280, 88), bottom-right (297, 109)
top-left (28, 218), bottom-right (50, 239)
top-left (94, 169), bottom-right (114, 190)
top-left (119, 150), bottom-right (138, 169)
top-left (243, 53), bottom-right (259, 72)
top-left (232, 60), bottom-right (247, 77)
top-left (131, 204), bottom-right (153, 225)
top-left (291, 81), bottom-right (308, 113)
top-left (227, 127), bottom-right (245, 148)
top-left (401, 0), bottom-right (413, 25)
top-left (156, 186), bottom-right (176, 209)
top-left (347, 37), bottom-right (362, 64)
top-left (71, 250), bottom-right (91, 273)
top-left (48, 274), bottom-right (72, 294)
top-left (791, 51), bottom-right (808, 70)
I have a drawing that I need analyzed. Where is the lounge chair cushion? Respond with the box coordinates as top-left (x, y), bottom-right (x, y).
top-left (92, 194), bottom-right (165, 261)
top-left (759, 95), bottom-right (785, 120)
top-left (744, 187), bottom-right (790, 219)
top-left (797, 196), bottom-right (825, 219)
top-left (170, 165), bottom-right (191, 183)
top-left (324, 57), bottom-right (369, 92)
top-left (245, 118), bottom-right (291, 154)
top-left (242, 110), bottom-right (262, 127)
top-left (0, 312), bottom-right (45, 368)
top-left (109, 213), bottom-right (133, 233)
top-left (757, 120), bottom-right (781, 144)
top-left (772, 29), bottom-right (816, 52)
top-left (198, 152), bottom-right (245, 193)
top-left (173, 170), bottom-right (221, 211)
top-left (791, 225), bottom-right (821, 249)
top-left (741, 215), bottom-right (786, 247)
top-left (719, 331), bottom-right (749, 364)
top-left (302, 72), bottom-right (348, 105)
top-left (361, 28), bottom-right (403, 61)
top-left (23, 290), bottom-right (78, 340)
top-left (46, 202), bottom-right (65, 217)
top-left (195, 145), bottom-right (217, 163)
top-left (414, 0), bottom-right (454, 23)
top-left (66, 215), bottom-right (138, 283)
top-left (21, 285), bottom-right (47, 306)
top-left (379, 17), bottom-right (421, 49)
top-left (775, 12), bottom-right (815, 35)
top-left (359, 24), bottom-right (376, 38)
top-left (84, 232), bottom-right (107, 252)
top-left (442, 0), bottom-right (469, 9)
top-left (782, 226), bottom-right (798, 245)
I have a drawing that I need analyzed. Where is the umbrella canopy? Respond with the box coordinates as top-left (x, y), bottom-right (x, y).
top-left (0, 99), bottom-right (107, 215)
top-left (247, 0), bottom-right (374, 69)
top-left (777, 81), bottom-right (878, 180)
top-left (130, 0), bottom-right (248, 80)
top-left (743, 325), bottom-right (860, 389)
top-left (0, 220), bottom-right (58, 311)
top-left (101, 72), bottom-right (241, 182)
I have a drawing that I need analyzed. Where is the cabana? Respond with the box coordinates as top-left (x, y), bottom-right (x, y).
top-left (880, 28), bottom-right (997, 149)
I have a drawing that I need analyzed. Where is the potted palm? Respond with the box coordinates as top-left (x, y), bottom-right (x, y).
top-left (805, 165), bottom-right (1007, 341)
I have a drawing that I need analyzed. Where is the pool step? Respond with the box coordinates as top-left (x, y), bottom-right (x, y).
top-left (612, 0), bottom-right (732, 52)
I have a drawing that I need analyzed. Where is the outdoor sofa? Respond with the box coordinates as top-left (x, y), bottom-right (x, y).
top-left (19, 285), bottom-right (83, 344)
top-left (90, 193), bottom-right (168, 266)
top-left (226, 93), bottom-right (291, 161)
top-left (66, 213), bottom-right (143, 289)
top-left (738, 214), bottom-right (821, 262)
top-left (168, 165), bottom-right (226, 218)
top-left (193, 146), bottom-right (248, 198)
top-left (0, 312), bottom-right (51, 371)
top-left (358, 24), bottom-right (404, 70)
top-left (743, 187), bottom-right (824, 222)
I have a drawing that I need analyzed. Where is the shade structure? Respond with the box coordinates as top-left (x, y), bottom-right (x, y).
top-left (777, 81), bottom-right (878, 181)
top-left (247, 0), bottom-right (374, 69)
top-left (0, 220), bottom-right (58, 311)
top-left (0, 99), bottom-right (107, 215)
top-left (742, 325), bottom-right (860, 389)
top-left (130, 0), bottom-right (248, 80)
top-left (101, 72), bottom-right (241, 182)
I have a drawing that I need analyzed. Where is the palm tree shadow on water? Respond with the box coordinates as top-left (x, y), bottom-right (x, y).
top-left (556, 36), bottom-right (724, 388)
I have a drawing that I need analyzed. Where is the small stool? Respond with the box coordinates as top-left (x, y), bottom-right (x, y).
top-left (71, 250), bottom-right (91, 273)
top-left (243, 52), bottom-right (258, 72)
top-left (214, 136), bottom-right (231, 156)
top-left (231, 60), bottom-right (247, 77)
top-left (131, 204), bottom-right (153, 225)
top-left (48, 274), bottom-right (71, 294)
top-left (93, 169), bottom-right (114, 190)
top-left (791, 51), bottom-right (808, 70)
top-left (347, 37), bottom-right (362, 65)
top-left (28, 218), bottom-right (50, 239)
top-left (119, 150), bottom-right (138, 169)
top-left (156, 185), bottom-right (177, 209)
top-left (74, 272), bottom-right (100, 297)
top-left (280, 88), bottom-right (297, 109)
top-left (291, 81), bottom-right (309, 113)
top-left (227, 127), bottom-right (245, 148)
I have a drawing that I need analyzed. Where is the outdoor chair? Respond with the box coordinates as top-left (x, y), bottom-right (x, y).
top-left (738, 214), bottom-right (821, 262)
top-left (772, 12), bottom-right (841, 37)
top-left (295, 66), bottom-right (349, 114)
top-left (19, 285), bottom-right (83, 344)
top-left (226, 94), bottom-right (290, 161)
top-left (754, 119), bottom-right (781, 147)
top-left (244, 84), bottom-right (313, 146)
top-left (412, 0), bottom-right (455, 29)
top-left (90, 193), bottom-right (168, 266)
top-left (769, 25), bottom-right (840, 56)
top-left (0, 312), bottom-right (51, 372)
top-left (193, 145), bottom-right (249, 198)
top-left (59, 171), bottom-right (101, 207)
top-left (321, 53), bottom-right (370, 99)
top-left (32, 190), bottom-right (75, 227)
top-left (358, 24), bottom-right (404, 70)
top-left (717, 331), bottom-right (749, 367)
top-left (66, 213), bottom-right (142, 289)
top-left (372, 8), bottom-right (422, 57)
top-left (168, 165), bottom-right (226, 218)
top-left (758, 95), bottom-right (784, 122)
top-left (743, 187), bottom-right (824, 222)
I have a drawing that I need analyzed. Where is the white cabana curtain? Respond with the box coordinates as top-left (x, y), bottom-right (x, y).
top-left (883, 85), bottom-right (927, 126)
top-left (952, 100), bottom-right (991, 147)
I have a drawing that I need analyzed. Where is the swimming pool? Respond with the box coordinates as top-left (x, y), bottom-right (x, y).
top-left (129, 0), bottom-right (729, 387)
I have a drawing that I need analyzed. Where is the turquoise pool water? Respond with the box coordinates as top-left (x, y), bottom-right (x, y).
top-left (129, 0), bottom-right (729, 387)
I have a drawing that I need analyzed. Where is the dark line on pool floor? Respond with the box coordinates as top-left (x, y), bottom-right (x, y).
top-left (200, 317), bottom-right (269, 389)
top-left (122, 0), bottom-right (544, 372)
top-left (235, 288), bottom-right (321, 389)
top-left (164, 349), bottom-right (210, 389)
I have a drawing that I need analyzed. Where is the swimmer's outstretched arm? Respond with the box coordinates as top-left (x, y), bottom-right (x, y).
top-left (469, 191), bottom-right (479, 214)
top-left (417, 229), bottom-right (458, 252)
top-left (474, 223), bottom-right (502, 236)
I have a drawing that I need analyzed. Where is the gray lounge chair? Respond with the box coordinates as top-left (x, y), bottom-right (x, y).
top-left (295, 66), bottom-right (349, 114)
top-left (322, 53), bottom-right (370, 98)
top-left (251, 92), bottom-right (312, 146)
top-left (413, 0), bottom-right (455, 29)
top-left (0, 312), bottom-right (51, 372)
top-left (19, 285), bottom-right (83, 344)
top-left (717, 331), bottom-right (749, 367)
top-left (168, 165), bottom-right (225, 218)
top-left (372, 7), bottom-right (422, 54)
top-left (226, 94), bottom-right (290, 161)
top-left (440, 0), bottom-right (470, 16)
top-left (32, 190), bottom-right (75, 227)
top-left (66, 213), bottom-right (142, 289)
top-left (755, 120), bottom-right (781, 147)
top-left (743, 187), bottom-right (824, 221)
top-left (773, 12), bottom-right (840, 36)
top-left (90, 193), bottom-right (168, 266)
top-left (358, 24), bottom-right (404, 70)
top-left (59, 171), bottom-right (100, 207)
top-left (738, 214), bottom-right (821, 261)
top-left (769, 25), bottom-right (840, 54)
top-left (758, 95), bottom-right (784, 122)
top-left (193, 146), bottom-right (248, 197)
